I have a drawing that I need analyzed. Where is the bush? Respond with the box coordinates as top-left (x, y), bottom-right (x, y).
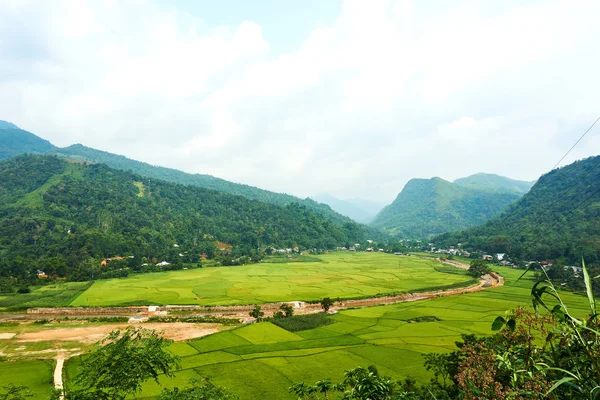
top-left (271, 313), bottom-right (333, 332)
top-left (17, 287), bottom-right (31, 294)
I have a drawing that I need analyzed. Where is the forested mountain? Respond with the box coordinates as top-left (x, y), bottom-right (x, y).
top-left (370, 176), bottom-right (522, 238)
top-left (435, 156), bottom-right (600, 264)
top-left (0, 155), bottom-right (371, 280)
top-left (310, 193), bottom-right (384, 223)
top-left (0, 121), bottom-right (357, 225)
top-left (49, 144), bottom-right (353, 225)
top-left (454, 173), bottom-right (534, 194)
top-left (0, 122), bottom-right (56, 161)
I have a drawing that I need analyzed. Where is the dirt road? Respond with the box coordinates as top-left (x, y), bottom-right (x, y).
top-left (16, 322), bottom-right (221, 344)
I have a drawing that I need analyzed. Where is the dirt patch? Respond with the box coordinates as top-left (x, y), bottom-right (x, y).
top-left (15, 322), bottom-right (220, 344)
top-left (0, 333), bottom-right (16, 339)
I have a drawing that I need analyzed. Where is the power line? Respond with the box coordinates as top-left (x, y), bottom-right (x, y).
top-left (495, 116), bottom-right (600, 228)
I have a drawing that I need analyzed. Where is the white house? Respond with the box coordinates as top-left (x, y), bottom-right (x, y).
top-left (156, 261), bottom-right (170, 267)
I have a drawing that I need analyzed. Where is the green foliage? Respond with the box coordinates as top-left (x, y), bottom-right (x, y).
top-left (0, 126), bottom-right (55, 162)
top-left (157, 378), bottom-right (238, 400)
top-left (290, 366), bottom-right (396, 400)
top-left (249, 305), bottom-right (264, 321)
top-left (0, 384), bottom-right (34, 400)
top-left (0, 282), bottom-right (92, 310)
top-left (371, 176), bottom-right (523, 238)
top-left (271, 313), bottom-right (333, 332)
top-left (70, 327), bottom-right (178, 400)
top-left (50, 144), bottom-right (367, 228)
top-left (435, 155), bottom-right (600, 264)
top-left (453, 173), bottom-right (534, 194)
top-left (466, 259), bottom-right (491, 278)
top-left (320, 297), bottom-right (334, 312)
top-left (279, 303), bottom-right (294, 318)
top-left (0, 155), bottom-right (372, 280)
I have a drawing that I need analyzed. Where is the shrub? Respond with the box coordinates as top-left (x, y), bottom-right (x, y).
top-left (271, 313), bottom-right (333, 332)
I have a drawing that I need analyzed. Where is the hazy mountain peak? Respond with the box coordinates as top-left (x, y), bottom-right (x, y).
top-left (453, 173), bottom-right (535, 194)
top-left (0, 120), bottom-right (19, 129)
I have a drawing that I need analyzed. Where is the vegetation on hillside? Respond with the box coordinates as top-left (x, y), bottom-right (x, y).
top-left (453, 173), bottom-right (534, 194)
top-left (435, 155), bottom-right (600, 265)
top-left (0, 155), bottom-right (370, 284)
top-left (371, 177), bottom-right (522, 238)
top-left (50, 144), bottom-right (359, 226)
top-left (0, 126), bottom-right (56, 161)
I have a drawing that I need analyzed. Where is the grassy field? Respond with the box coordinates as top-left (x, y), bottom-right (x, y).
top-left (63, 266), bottom-right (590, 399)
top-left (0, 360), bottom-right (55, 399)
top-left (0, 282), bottom-right (92, 311)
top-left (71, 253), bottom-right (474, 306)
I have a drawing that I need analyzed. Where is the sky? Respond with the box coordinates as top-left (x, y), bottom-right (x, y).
top-left (1, 0), bottom-right (599, 203)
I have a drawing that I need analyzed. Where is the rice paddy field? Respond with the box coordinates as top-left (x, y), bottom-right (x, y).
top-left (64, 265), bottom-right (590, 399)
top-left (70, 253), bottom-right (474, 306)
top-left (0, 360), bottom-right (55, 399)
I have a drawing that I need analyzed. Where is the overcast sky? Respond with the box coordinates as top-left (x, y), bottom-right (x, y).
top-left (1, 0), bottom-right (599, 203)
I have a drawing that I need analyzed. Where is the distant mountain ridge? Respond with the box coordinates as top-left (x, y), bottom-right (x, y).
top-left (454, 173), bottom-right (534, 194)
top-left (0, 120), bottom-right (363, 228)
top-left (310, 194), bottom-right (385, 223)
top-left (0, 123), bottom-right (56, 161)
top-left (370, 173), bottom-right (531, 238)
top-left (434, 156), bottom-right (600, 264)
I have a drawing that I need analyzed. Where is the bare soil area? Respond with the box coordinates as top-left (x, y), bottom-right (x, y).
top-left (16, 322), bottom-right (220, 344)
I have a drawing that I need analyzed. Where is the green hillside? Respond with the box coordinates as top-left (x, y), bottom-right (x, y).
top-left (0, 155), bottom-right (371, 281)
top-left (51, 144), bottom-right (353, 225)
top-left (454, 173), bottom-right (534, 194)
top-left (434, 155), bottom-right (600, 264)
top-left (371, 177), bottom-right (521, 238)
top-left (0, 122), bottom-right (56, 161)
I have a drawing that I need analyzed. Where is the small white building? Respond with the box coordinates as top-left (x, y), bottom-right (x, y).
top-left (156, 261), bottom-right (170, 267)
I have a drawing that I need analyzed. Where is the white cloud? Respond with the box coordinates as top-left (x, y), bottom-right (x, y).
top-left (1, 0), bottom-right (600, 203)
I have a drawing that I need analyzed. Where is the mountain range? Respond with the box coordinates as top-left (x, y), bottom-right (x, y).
top-left (434, 155), bottom-right (600, 264)
top-left (370, 174), bottom-right (535, 238)
top-left (0, 121), bottom-right (359, 227)
top-left (0, 155), bottom-right (371, 280)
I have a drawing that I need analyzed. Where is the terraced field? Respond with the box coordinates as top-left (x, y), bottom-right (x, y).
top-left (71, 253), bottom-right (474, 306)
top-left (0, 360), bottom-right (55, 399)
top-left (64, 266), bottom-right (589, 399)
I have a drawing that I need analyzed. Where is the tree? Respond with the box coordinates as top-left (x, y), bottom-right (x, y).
top-left (69, 327), bottom-right (178, 399)
top-left (249, 305), bottom-right (264, 321)
top-left (0, 384), bottom-right (33, 400)
top-left (280, 303), bottom-right (294, 318)
top-left (320, 297), bottom-right (334, 313)
top-left (158, 378), bottom-right (237, 400)
top-left (423, 353), bottom-right (451, 387)
top-left (467, 259), bottom-right (491, 278)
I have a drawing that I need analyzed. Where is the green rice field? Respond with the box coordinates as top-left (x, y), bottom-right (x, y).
top-left (70, 253), bottom-right (474, 306)
top-left (65, 266), bottom-right (590, 399)
top-left (0, 360), bottom-right (55, 399)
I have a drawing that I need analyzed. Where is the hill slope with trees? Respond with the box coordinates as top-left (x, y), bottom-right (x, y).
top-left (0, 124), bottom-right (56, 161)
top-left (0, 121), bottom-right (356, 226)
top-left (371, 176), bottom-right (523, 238)
top-left (434, 155), bottom-right (600, 264)
top-left (454, 173), bottom-right (535, 194)
top-left (0, 155), bottom-right (371, 281)
top-left (50, 144), bottom-right (352, 225)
